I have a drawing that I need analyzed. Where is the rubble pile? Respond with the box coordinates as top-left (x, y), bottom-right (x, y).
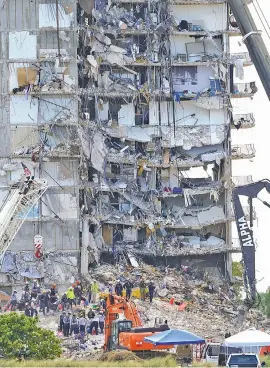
top-left (90, 262), bottom-right (270, 341)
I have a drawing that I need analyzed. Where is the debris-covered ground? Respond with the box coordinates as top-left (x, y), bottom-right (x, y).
top-left (37, 261), bottom-right (269, 360)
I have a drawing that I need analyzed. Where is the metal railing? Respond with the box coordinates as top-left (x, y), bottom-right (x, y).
top-left (231, 144), bottom-right (256, 158)
top-left (230, 52), bottom-right (252, 64)
top-left (232, 113), bottom-right (255, 128)
top-left (232, 82), bottom-right (258, 96)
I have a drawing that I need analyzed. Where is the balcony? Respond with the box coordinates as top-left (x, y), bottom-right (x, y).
top-left (232, 175), bottom-right (253, 187)
top-left (230, 52), bottom-right (253, 66)
top-left (231, 113), bottom-right (255, 129)
top-left (231, 82), bottom-right (258, 98)
top-left (231, 144), bottom-right (256, 160)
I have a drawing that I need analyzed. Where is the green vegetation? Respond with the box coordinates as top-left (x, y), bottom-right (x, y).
top-left (0, 313), bottom-right (62, 360)
top-left (0, 356), bottom-right (177, 367)
top-left (259, 288), bottom-right (270, 317)
top-left (232, 261), bottom-right (243, 278)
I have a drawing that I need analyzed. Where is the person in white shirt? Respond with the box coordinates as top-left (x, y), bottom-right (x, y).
top-left (79, 316), bottom-right (87, 333)
top-left (99, 313), bottom-right (105, 333)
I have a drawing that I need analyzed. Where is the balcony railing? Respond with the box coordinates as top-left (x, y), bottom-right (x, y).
top-left (231, 144), bottom-right (256, 159)
top-left (232, 82), bottom-right (258, 97)
top-left (232, 113), bottom-right (255, 129)
top-left (230, 52), bottom-right (252, 65)
top-left (232, 175), bottom-right (253, 186)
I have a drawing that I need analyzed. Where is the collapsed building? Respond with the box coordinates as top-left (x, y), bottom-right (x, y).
top-left (0, 0), bottom-right (257, 289)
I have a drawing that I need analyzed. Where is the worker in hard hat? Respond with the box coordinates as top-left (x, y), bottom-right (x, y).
top-left (50, 283), bottom-right (57, 296)
top-left (66, 286), bottom-right (75, 309)
top-left (90, 281), bottom-right (99, 303)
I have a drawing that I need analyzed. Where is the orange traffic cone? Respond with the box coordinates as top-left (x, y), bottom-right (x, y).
top-left (169, 297), bottom-right (174, 305)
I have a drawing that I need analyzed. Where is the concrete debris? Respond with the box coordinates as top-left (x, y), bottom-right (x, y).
top-left (1, 251), bottom-right (78, 285)
top-left (88, 262), bottom-right (270, 342)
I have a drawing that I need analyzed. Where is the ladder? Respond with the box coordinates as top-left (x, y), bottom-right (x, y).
top-left (0, 179), bottom-right (48, 262)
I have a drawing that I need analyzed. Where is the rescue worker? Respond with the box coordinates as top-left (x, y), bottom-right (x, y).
top-left (24, 282), bottom-right (30, 292)
top-left (59, 311), bottom-right (66, 332)
top-left (99, 312), bottom-right (105, 334)
top-left (79, 315), bottom-right (87, 334)
top-left (88, 283), bottom-right (92, 303)
top-left (115, 280), bottom-right (123, 297)
top-left (66, 287), bottom-right (75, 308)
top-left (148, 281), bottom-right (155, 303)
top-left (87, 308), bottom-right (95, 320)
top-left (30, 298), bottom-right (38, 317)
top-left (91, 281), bottom-right (99, 303)
top-left (61, 293), bottom-right (68, 311)
top-left (10, 291), bottom-right (18, 311)
top-left (70, 314), bottom-right (79, 335)
top-left (123, 280), bottom-right (133, 300)
top-left (24, 303), bottom-right (31, 317)
top-left (74, 282), bottom-right (82, 305)
top-left (90, 314), bottom-right (99, 335)
top-left (139, 278), bottom-right (146, 301)
top-left (31, 280), bottom-right (40, 299)
top-left (50, 284), bottom-right (57, 297)
top-left (63, 312), bottom-right (71, 337)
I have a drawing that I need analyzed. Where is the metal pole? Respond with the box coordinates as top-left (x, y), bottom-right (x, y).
top-left (228, 0), bottom-right (270, 100)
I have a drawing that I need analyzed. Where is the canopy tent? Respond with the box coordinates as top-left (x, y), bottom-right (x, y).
top-left (144, 329), bottom-right (205, 346)
top-left (223, 328), bottom-right (270, 353)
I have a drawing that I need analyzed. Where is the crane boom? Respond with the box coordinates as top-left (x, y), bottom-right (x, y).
top-left (227, 0), bottom-right (270, 100)
top-left (0, 177), bottom-right (48, 262)
top-left (228, 0), bottom-right (270, 100)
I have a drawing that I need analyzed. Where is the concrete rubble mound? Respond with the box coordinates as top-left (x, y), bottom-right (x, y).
top-left (89, 262), bottom-right (270, 341)
top-left (99, 350), bottom-right (142, 362)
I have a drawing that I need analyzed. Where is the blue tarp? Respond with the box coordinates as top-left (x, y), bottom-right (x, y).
top-left (144, 329), bottom-right (205, 346)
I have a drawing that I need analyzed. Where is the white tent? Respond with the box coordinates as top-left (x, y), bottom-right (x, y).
top-left (224, 328), bottom-right (270, 353)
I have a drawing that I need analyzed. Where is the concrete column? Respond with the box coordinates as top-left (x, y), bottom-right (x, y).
top-left (81, 219), bottom-right (89, 275)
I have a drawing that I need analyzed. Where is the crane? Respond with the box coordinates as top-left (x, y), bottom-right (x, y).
top-left (227, 0), bottom-right (270, 100)
top-left (104, 295), bottom-right (173, 353)
top-left (232, 179), bottom-right (270, 303)
top-left (0, 165), bottom-right (48, 262)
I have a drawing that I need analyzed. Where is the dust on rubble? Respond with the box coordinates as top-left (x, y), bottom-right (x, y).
top-left (88, 262), bottom-right (270, 341)
top-left (36, 261), bottom-right (270, 360)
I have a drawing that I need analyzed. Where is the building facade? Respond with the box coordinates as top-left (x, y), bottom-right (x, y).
top-left (0, 0), bottom-right (257, 288)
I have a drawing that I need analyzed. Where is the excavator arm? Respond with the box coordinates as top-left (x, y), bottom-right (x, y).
top-left (232, 179), bottom-right (270, 302)
top-left (104, 295), bottom-right (143, 351)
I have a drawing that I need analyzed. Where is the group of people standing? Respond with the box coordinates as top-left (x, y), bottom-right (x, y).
top-left (59, 308), bottom-right (105, 337)
top-left (8, 281), bottom-right (59, 316)
top-left (114, 279), bottom-right (156, 303)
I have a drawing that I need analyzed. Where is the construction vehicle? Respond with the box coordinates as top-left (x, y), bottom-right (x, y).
top-left (0, 165), bottom-right (48, 262)
top-left (104, 295), bottom-right (173, 353)
top-left (228, 0), bottom-right (270, 100)
top-left (232, 180), bottom-right (270, 303)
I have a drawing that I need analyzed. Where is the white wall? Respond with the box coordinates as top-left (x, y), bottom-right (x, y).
top-left (9, 31), bottom-right (37, 59)
top-left (10, 96), bottom-right (38, 125)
